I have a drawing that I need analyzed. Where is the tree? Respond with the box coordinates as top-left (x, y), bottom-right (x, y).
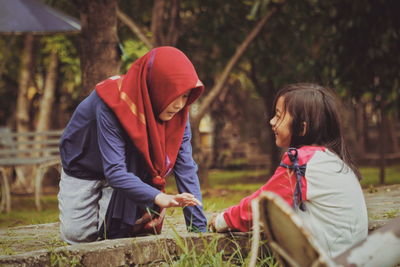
top-left (318, 0), bottom-right (400, 183)
top-left (16, 34), bottom-right (34, 135)
top-left (73, 0), bottom-right (121, 97)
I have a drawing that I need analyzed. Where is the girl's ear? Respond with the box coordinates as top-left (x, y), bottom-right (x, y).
top-left (300, 122), bottom-right (307, 136)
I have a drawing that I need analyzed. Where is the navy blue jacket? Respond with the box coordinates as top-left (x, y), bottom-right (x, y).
top-left (60, 91), bottom-right (207, 234)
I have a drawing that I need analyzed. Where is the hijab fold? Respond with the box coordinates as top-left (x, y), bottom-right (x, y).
top-left (96, 46), bottom-right (204, 190)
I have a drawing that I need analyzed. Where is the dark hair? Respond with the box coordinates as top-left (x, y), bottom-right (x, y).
top-left (272, 83), bottom-right (361, 180)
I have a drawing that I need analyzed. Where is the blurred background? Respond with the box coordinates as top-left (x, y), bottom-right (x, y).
top-left (0, 0), bottom-right (399, 227)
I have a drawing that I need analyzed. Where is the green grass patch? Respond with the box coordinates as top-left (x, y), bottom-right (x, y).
top-left (160, 228), bottom-right (277, 267)
top-left (360, 165), bottom-right (400, 186)
top-left (0, 195), bottom-right (59, 228)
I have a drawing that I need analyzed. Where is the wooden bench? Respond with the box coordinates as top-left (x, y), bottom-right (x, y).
top-left (0, 129), bottom-right (63, 213)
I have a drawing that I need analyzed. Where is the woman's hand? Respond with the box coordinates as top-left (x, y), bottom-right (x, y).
top-left (154, 192), bottom-right (202, 208)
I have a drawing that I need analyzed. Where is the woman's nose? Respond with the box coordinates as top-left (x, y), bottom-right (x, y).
top-left (174, 97), bottom-right (182, 109)
top-left (173, 96), bottom-right (185, 109)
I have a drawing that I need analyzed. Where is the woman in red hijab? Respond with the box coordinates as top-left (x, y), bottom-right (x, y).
top-left (58, 46), bottom-right (207, 243)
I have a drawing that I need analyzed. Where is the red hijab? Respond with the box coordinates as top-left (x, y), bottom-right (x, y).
top-left (96, 47), bottom-right (204, 189)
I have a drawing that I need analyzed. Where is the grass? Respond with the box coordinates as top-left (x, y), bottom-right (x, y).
top-left (0, 195), bottom-right (59, 228)
top-left (359, 164), bottom-right (400, 186)
top-left (155, 227), bottom-right (278, 267)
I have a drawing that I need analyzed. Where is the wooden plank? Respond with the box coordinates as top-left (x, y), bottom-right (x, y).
top-left (0, 147), bottom-right (60, 156)
top-left (252, 192), bottom-right (335, 267)
top-left (0, 157), bottom-right (60, 165)
top-left (0, 130), bottom-right (63, 138)
top-left (0, 139), bottom-right (60, 146)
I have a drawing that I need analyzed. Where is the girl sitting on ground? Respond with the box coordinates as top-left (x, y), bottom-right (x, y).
top-left (209, 83), bottom-right (368, 257)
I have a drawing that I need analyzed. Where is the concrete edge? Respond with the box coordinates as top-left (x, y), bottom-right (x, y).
top-left (0, 232), bottom-right (252, 266)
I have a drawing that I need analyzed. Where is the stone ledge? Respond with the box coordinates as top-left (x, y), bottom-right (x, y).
top-left (0, 232), bottom-right (251, 267)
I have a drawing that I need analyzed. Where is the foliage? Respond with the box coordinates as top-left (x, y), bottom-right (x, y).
top-left (319, 0), bottom-right (400, 110)
top-left (0, 35), bottom-right (23, 126)
top-left (120, 39), bottom-right (149, 72)
top-left (2, 0), bottom-right (397, 159)
top-left (38, 35), bottom-right (81, 117)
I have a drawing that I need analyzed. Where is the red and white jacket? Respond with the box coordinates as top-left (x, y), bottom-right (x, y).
top-left (215, 146), bottom-right (368, 257)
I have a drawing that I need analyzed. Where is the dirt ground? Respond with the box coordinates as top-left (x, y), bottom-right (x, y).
top-left (0, 184), bottom-right (399, 256)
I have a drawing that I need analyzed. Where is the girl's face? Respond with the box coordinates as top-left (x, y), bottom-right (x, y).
top-left (270, 96), bottom-right (293, 148)
top-left (159, 91), bottom-right (190, 121)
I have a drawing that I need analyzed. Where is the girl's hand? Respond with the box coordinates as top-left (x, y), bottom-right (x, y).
top-left (208, 212), bottom-right (229, 232)
top-left (208, 213), bottom-right (219, 232)
top-left (154, 192), bottom-right (202, 208)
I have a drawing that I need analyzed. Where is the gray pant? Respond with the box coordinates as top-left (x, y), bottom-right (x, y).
top-left (58, 170), bottom-right (113, 244)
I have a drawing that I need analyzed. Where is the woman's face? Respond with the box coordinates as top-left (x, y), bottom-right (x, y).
top-left (269, 96), bottom-right (293, 148)
top-left (159, 91), bottom-right (190, 121)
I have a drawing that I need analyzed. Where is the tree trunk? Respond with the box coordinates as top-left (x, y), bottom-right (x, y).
top-left (13, 33), bottom-right (35, 194)
top-left (248, 61), bottom-right (280, 176)
top-left (36, 50), bottom-right (58, 132)
top-left (353, 101), bottom-right (365, 155)
top-left (151, 0), bottom-right (165, 46)
top-left (362, 102), bottom-right (370, 151)
top-left (16, 34), bottom-right (34, 134)
top-left (378, 107), bottom-right (386, 184)
top-left (76, 0), bottom-right (121, 97)
top-left (190, 118), bottom-right (210, 187)
top-left (387, 113), bottom-right (399, 153)
top-left (262, 81), bottom-right (281, 176)
top-left (165, 0), bottom-right (180, 45)
top-left (151, 0), bottom-right (180, 46)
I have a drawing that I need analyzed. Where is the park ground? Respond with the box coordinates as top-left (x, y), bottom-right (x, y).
top-left (0, 165), bottom-right (399, 265)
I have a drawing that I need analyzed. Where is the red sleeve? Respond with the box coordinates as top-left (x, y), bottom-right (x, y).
top-left (223, 146), bottom-right (322, 232)
top-left (223, 167), bottom-right (299, 232)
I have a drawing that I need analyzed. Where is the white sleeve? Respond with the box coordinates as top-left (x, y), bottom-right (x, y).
top-left (215, 213), bottom-right (230, 232)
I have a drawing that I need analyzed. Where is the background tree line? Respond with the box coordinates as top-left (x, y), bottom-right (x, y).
top-left (0, 0), bottom-right (399, 189)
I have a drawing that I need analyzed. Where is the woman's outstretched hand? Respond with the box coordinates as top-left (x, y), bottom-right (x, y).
top-left (155, 192), bottom-right (202, 208)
